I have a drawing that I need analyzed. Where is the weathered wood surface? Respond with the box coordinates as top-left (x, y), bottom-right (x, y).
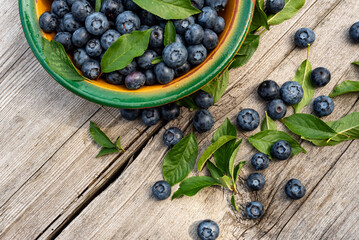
top-left (0, 0), bottom-right (358, 239)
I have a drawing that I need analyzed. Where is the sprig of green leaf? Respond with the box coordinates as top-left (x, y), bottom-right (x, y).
top-left (329, 81), bottom-right (359, 97)
top-left (164, 21), bottom-right (176, 46)
top-left (261, 111), bottom-right (277, 131)
top-left (230, 34), bottom-right (260, 69)
top-left (151, 56), bottom-right (163, 65)
top-left (267, 0), bottom-right (306, 26)
top-left (202, 68), bottom-right (230, 103)
top-left (249, 0), bottom-right (269, 32)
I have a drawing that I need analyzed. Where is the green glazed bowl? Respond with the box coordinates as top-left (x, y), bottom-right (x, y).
top-left (19, 0), bottom-right (255, 109)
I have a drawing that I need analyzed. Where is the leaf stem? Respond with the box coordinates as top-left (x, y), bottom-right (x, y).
top-left (306, 44), bottom-right (310, 61)
top-left (259, 29), bottom-right (267, 36)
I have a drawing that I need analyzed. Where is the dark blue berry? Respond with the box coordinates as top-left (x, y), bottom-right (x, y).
top-left (285, 179), bottom-right (306, 200)
top-left (149, 25), bottom-right (164, 49)
top-left (73, 48), bottom-right (91, 68)
top-left (191, 0), bottom-right (204, 10)
top-left (163, 127), bottom-right (184, 147)
top-left (162, 43), bottom-right (188, 68)
top-left (194, 91), bottom-right (214, 109)
top-left (66, 0), bottom-right (77, 7)
top-left (54, 32), bottom-right (73, 51)
top-left (197, 220), bottom-right (220, 240)
top-left (105, 71), bottom-right (124, 85)
top-left (267, 99), bottom-right (287, 120)
top-left (120, 109), bottom-right (141, 121)
top-left (123, 0), bottom-right (140, 12)
top-left (100, 29), bottom-right (121, 50)
top-left (144, 69), bottom-right (157, 85)
top-left (101, 0), bottom-right (123, 21)
top-left (72, 27), bottom-right (91, 47)
top-left (349, 22), bottom-right (359, 43)
top-left (175, 62), bottom-right (191, 77)
top-left (280, 81), bottom-right (304, 105)
top-left (63, 13), bottom-right (81, 33)
top-left (310, 67), bottom-right (331, 87)
top-left (203, 29), bottom-right (218, 50)
top-left (119, 60), bottom-right (137, 75)
top-left (152, 180), bottom-right (171, 200)
top-left (236, 109), bottom-right (260, 131)
top-left (72, 0), bottom-right (93, 22)
top-left (86, 39), bottom-right (103, 57)
top-left (213, 16), bottom-right (225, 34)
top-left (154, 62), bottom-right (175, 84)
top-left (141, 108), bottom-right (161, 126)
top-left (266, 0), bottom-right (285, 14)
top-left (39, 12), bottom-right (58, 33)
top-left (193, 109), bottom-right (214, 133)
top-left (115, 11), bottom-right (140, 34)
top-left (140, 10), bottom-right (157, 26)
top-left (139, 25), bottom-right (150, 31)
top-left (173, 16), bottom-right (195, 35)
top-left (205, 0), bottom-right (228, 11)
top-left (175, 34), bottom-right (186, 46)
top-left (245, 201), bottom-right (264, 219)
top-left (52, 0), bottom-right (70, 18)
top-left (251, 153), bottom-right (270, 171)
top-left (125, 71), bottom-right (146, 90)
top-left (313, 95), bottom-right (334, 117)
top-left (295, 28), bottom-right (316, 48)
top-left (85, 12), bottom-right (109, 36)
top-left (247, 173), bottom-right (265, 191)
top-left (137, 50), bottom-right (158, 70)
top-left (160, 103), bottom-right (180, 121)
top-left (187, 44), bottom-right (207, 65)
top-left (271, 140), bottom-right (292, 160)
top-left (185, 24), bottom-right (204, 45)
top-left (57, 17), bottom-right (66, 32)
top-left (81, 60), bottom-right (101, 80)
top-left (258, 80), bottom-right (280, 101)
top-left (198, 7), bottom-right (217, 29)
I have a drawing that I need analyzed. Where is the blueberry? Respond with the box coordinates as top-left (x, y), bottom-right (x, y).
top-left (120, 109), bottom-right (141, 121)
top-left (194, 91), bottom-right (214, 109)
top-left (144, 69), bottom-right (157, 85)
top-left (349, 22), bottom-right (359, 43)
top-left (137, 50), bottom-right (158, 70)
top-left (52, 0), bottom-right (70, 18)
top-left (139, 25), bottom-right (150, 31)
top-left (251, 153), bottom-right (270, 171)
top-left (154, 62), bottom-right (175, 84)
top-left (63, 13), bottom-right (81, 33)
top-left (198, 7), bottom-right (218, 29)
top-left (125, 71), bottom-right (146, 90)
top-left (193, 109), bottom-right (214, 133)
top-left (123, 0), bottom-right (140, 12)
top-left (162, 43), bottom-right (188, 68)
top-left (187, 44), bottom-right (207, 65)
top-left (105, 71), bottom-right (124, 85)
top-left (313, 95), bottom-right (334, 117)
top-left (149, 25), bottom-right (164, 49)
top-left (72, 27), bottom-right (91, 47)
top-left (140, 10), bottom-right (157, 26)
top-left (205, 0), bottom-right (228, 11)
top-left (73, 48), bottom-right (91, 68)
top-left (141, 108), bottom-right (161, 126)
top-left (100, 29), bottom-right (121, 50)
top-left (285, 179), bottom-right (306, 200)
top-left (266, 0), bottom-right (285, 14)
top-left (185, 24), bottom-right (204, 45)
top-left (54, 32), bottom-right (73, 51)
top-left (280, 81), bottom-right (304, 105)
top-left (85, 12), bottom-right (109, 36)
top-left (271, 140), bottom-right (292, 160)
top-left (57, 17), bottom-right (66, 32)
top-left (101, 0), bottom-right (124, 21)
top-left (115, 11), bottom-right (140, 35)
top-left (163, 127), bottom-right (184, 147)
top-left (81, 60), bottom-right (101, 80)
top-left (310, 67), bottom-right (331, 87)
top-left (191, 0), bottom-right (204, 10)
top-left (203, 29), bottom-right (219, 50)
top-left (245, 201), bottom-right (264, 219)
top-left (66, 0), bottom-right (76, 7)
top-left (197, 220), bottom-right (220, 240)
top-left (152, 180), bottom-right (171, 200)
top-left (173, 16), bottom-right (195, 35)
top-left (267, 99), bottom-right (287, 120)
top-left (86, 39), bottom-right (103, 57)
top-left (294, 28), bottom-right (316, 48)
top-left (246, 173), bottom-right (265, 191)
top-left (160, 103), bottom-right (181, 122)
top-left (175, 62), bottom-right (191, 77)
top-left (258, 80), bottom-right (280, 101)
top-left (39, 12), bottom-right (58, 33)
top-left (213, 16), bottom-right (225, 34)
top-left (71, 0), bottom-right (93, 22)
top-left (236, 109), bottom-right (260, 131)
top-left (119, 60), bottom-right (137, 75)
top-left (175, 34), bottom-right (186, 46)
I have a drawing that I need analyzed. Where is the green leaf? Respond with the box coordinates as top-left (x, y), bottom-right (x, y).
top-left (249, 1), bottom-right (269, 32)
top-left (233, 161), bottom-right (246, 183)
top-left (293, 59), bottom-right (313, 113)
top-left (219, 175), bottom-right (233, 189)
top-left (303, 138), bottom-right (342, 147)
top-left (282, 113), bottom-right (337, 139)
top-left (164, 21), bottom-right (176, 46)
top-left (228, 140), bottom-right (242, 179)
top-left (329, 81), bottom-right (359, 97)
top-left (132, 0), bottom-right (201, 20)
top-left (231, 195), bottom-right (239, 211)
top-left (96, 147), bottom-right (119, 158)
top-left (89, 122), bottom-right (117, 148)
top-left (261, 111), bottom-right (277, 131)
top-left (248, 130), bottom-right (306, 158)
top-left (212, 118), bottom-right (237, 142)
top-left (116, 136), bottom-right (123, 150)
top-left (176, 96), bottom-right (199, 110)
top-left (172, 176), bottom-right (220, 199)
top-left (352, 61), bottom-right (359, 66)
top-left (162, 133), bottom-right (198, 186)
top-left (197, 135), bottom-right (237, 173)
top-left (268, 0), bottom-right (306, 25)
top-left (206, 161), bottom-right (224, 179)
top-left (330, 112), bottom-right (359, 141)
top-left (42, 38), bottom-right (85, 81)
top-left (95, 0), bottom-right (102, 12)
top-left (202, 68), bottom-right (229, 103)
top-left (258, 0), bottom-right (264, 9)
top-left (151, 56), bottom-right (163, 64)
top-left (230, 35), bottom-right (260, 68)
top-left (101, 30), bottom-right (152, 73)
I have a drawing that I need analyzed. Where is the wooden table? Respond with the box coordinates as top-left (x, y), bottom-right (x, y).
top-left (1, 0), bottom-right (359, 239)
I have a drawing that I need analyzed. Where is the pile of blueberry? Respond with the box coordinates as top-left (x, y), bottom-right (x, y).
top-left (39, 0), bottom-right (227, 90)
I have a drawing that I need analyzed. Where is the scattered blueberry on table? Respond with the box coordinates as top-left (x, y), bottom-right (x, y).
top-left (271, 140), bottom-right (292, 160)
top-left (163, 127), bottom-right (184, 148)
top-left (313, 95), bottom-right (335, 117)
top-left (236, 109), bottom-right (260, 131)
top-left (285, 179), bottom-right (306, 200)
top-left (197, 219), bottom-right (220, 240)
top-left (245, 201), bottom-right (264, 219)
top-left (251, 153), bottom-right (270, 171)
top-left (349, 21), bottom-right (359, 43)
top-left (266, 0), bottom-right (285, 14)
top-left (311, 67), bottom-right (331, 87)
top-left (246, 173), bottom-right (266, 191)
top-left (152, 180), bottom-right (171, 200)
top-left (294, 28), bottom-right (316, 48)
top-left (267, 99), bottom-right (287, 120)
top-left (258, 80), bottom-right (281, 101)
top-left (280, 81), bottom-right (304, 105)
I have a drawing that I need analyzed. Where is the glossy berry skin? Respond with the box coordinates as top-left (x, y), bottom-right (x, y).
top-left (194, 91), bottom-right (214, 109)
top-left (140, 10), bottom-right (157, 26)
top-left (149, 25), bottom-right (164, 49)
top-left (175, 34), bottom-right (186, 46)
top-left (162, 43), bottom-right (188, 68)
top-left (185, 24), bottom-right (204, 45)
top-left (191, 0), bottom-right (204, 10)
top-left (137, 50), bottom-right (158, 70)
top-left (198, 7), bottom-right (218, 29)
top-left (86, 39), bottom-right (103, 57)
top-left (120, 109), bottom-right (140, 121)
top-left (163, 127), bottom-right (184, 147)
top-left (213, 16), bottom-right (225, 34)
top-left (245, 201), bottom-right (264, 219)
top-left (173, 16), bottom-right (195, 35)
top-left (125, 71), bottom-right (146, 90)
top-left (66, 0), bottom-right (77, 7)
top-left (123, 0), bottom-right (140, 12)
top-left (119, 60), bottom-right (137, 75)
top-left (193, 109), bottom-right (214, 133)
top-left (85, 12), bottom-right (109, 36)
top-left (63, 13), bottom-right (81, 33)
top-left (203, 29), bottom-right (219, 50)
top-left (152, 181), bottom-right (171, 200)
top-left (310, 67), bottom-right (331, 87)
top-left (271, 140), bottom-right (292, 160)
top-left (154, 62), bottom-right (175, 84)
top-left (73, 48), bottom-right (91, 68)
top-left (144, 69), bottom-right (157, 85)
top-left (101, 0), bottom-right (123, 21)
top-left (54, 32), bottom-right (73, 51)
top-left (175, 62), bottom-right (191, 77)
top-left (187, 44), bottom-right (207, 65)
top-left (251, 153), bottom-right (270, 171)
top-left (246, 173), bottom-right (265, 191)
top-left (105, 71), bottom-right (124, 85)
top-left (71, 0), bottom-right (93, 22)
top-left (116, 11), bottom-right (140, 34)
top-left (141, 108), bottom-right (161, 126)
top-left (100, 29), bottom-right (121, 50)
top-left (258, 80), bottom-right (280, 101)
top-left (294, 28), bottom-right (316, 48)
top-left (267, 99), bottom-right (287, 120)
top-left (39, 12), bottom-right (58, 33)
top-left (236, 109), bottom-right (260, 131)
top-left (285, 179), bottom-right (306, 200)
top-left (160, 103), bottom-right (181, 121)
top-left (72, 27), bottom-right (91, 47)
top-left (81, 60), bottom-right (101, 80)
top-left (197, 220), bottom-right (220, 240)
top-left (266, 0), bottom-right (285, 14)
top-left (313, 96), bottom-right (334, 117)
top-left (280, 81), bottom-right (304, 105)
top-left (205, 0), bottom-right (228, 11)
top-left (349, 22), bottom-right (359, 43)
top-left (52, 0), bottom-right (70, 18)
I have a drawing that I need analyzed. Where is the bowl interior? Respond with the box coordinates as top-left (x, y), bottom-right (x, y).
top-left (20, 0), bottom-right (254, 108)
